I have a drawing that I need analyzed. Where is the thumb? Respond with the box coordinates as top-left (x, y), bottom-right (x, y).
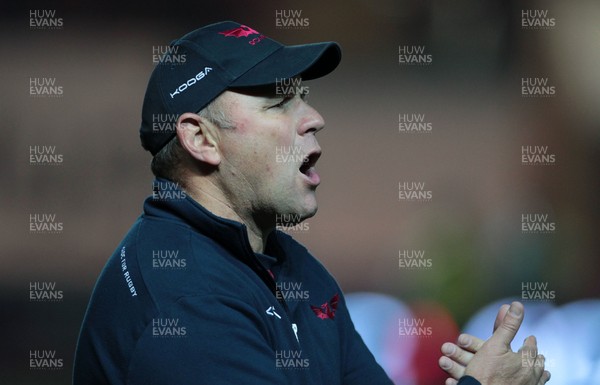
top-left (489, 301), bottom-right (524, 350)
top-left (493, 304), bottom-right (510, 332)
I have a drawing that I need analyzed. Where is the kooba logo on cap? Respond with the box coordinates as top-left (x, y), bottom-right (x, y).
top-left (169, 67), bottom-right (212, 99)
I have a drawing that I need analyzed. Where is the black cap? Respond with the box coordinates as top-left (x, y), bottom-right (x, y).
top-left (140, 21), bottom-right (342, 156)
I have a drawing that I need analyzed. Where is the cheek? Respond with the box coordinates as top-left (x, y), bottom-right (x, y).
top-left (233, 118), bottom-right (248, 133)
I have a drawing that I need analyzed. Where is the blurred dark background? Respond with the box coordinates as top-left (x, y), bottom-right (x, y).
top-left (1, 0), bottom-right (599, 384)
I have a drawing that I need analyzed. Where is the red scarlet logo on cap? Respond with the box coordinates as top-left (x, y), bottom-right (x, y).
top-left (218, 25), bottom-right (260, 38)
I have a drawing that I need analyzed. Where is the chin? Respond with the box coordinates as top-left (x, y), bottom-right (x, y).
top-left (275, 202), bottom-right (317, 228)
top-left (298, 207), bottom-right (318, 222)
top-left (302, 195), bottom-right (319, 218)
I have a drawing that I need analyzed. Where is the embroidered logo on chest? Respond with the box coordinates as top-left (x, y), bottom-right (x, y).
top-left (310, 293), bottom-right (339, 320)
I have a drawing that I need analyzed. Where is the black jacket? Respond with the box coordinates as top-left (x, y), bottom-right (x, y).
top-left (74, 179), bottom-right (396, 384)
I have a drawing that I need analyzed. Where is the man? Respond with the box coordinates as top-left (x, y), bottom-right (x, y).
top-left (74, 21), bottom-right (550, 384)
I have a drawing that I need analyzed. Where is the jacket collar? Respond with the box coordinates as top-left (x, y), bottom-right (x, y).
top-left (143, 178), bottom-right (285, 270)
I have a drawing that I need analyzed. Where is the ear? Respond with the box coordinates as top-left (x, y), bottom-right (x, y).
top-left (176, 112), bottom-right (221, 166)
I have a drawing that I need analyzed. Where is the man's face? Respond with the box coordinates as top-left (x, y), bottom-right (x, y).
top-left (215, 86), bottom-right (325, 227)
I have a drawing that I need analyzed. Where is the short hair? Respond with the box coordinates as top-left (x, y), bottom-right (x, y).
top-left (150, 95), bottom-right (233, 187)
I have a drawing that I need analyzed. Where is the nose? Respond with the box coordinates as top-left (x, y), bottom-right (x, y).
top-left (297, 100), bottom-right (325, 136)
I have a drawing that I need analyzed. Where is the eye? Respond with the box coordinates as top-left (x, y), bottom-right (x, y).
top-left (269, 95), bottom-right (294, 109)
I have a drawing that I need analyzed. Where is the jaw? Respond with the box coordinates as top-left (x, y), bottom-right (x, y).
top-left (266, 183), bottom-right (319, 229)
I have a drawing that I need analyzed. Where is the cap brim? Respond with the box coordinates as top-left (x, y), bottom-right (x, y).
top-left (229, 42), bottom-right (341, 87)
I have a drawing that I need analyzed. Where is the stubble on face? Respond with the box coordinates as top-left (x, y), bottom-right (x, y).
top-left (213, 88), bottom-right (324, 230)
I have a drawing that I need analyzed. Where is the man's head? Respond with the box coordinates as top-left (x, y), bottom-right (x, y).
top-left (140, 21), bottom-right (341, 228)
top-left (140, 21), bottom-right (340, 156)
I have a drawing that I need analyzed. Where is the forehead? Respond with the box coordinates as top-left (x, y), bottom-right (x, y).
top-left (217, 78), bottom-right (305, 111)
top-left (214, 90), bottom-right (261, 114)
top-left (217, 87), bottom-right (278, 110)
top-left (228, 85), bottom-right (279, 100)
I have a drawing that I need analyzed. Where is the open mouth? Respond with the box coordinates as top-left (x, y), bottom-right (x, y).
top-left (299, 152), bottom-right (321, 186)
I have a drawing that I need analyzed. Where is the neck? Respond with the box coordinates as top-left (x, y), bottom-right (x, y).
top-left (183, 176), bottom-right (272, 254)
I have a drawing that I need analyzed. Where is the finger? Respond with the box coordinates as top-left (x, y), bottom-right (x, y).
top-left (457, 333), bottom-right (485, 353)
top-left (445, 378), bottom-right (458, 385)
top-left (541, 370), bottom-right (551, 384)
top-left (489, 301), bottom-right (524, 350)
top-left (518, 335), bottom-right (540, 371)
top-left (518, 335), bottom-right (539, 367)
top-left (493, 304), bottom-right (510, 332)
top-left (441, 342), bottom-right (474, 366)
top-left (533, 354), bottom-right (546, 384)
top-left (521, 335), bottom-right (538, 356)
top-left (517, 335), bottom-right (537, 350)
top-left (438, 356), bottom-right (465, 380)
top-left (537, 375), bottom-right (545, 385)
